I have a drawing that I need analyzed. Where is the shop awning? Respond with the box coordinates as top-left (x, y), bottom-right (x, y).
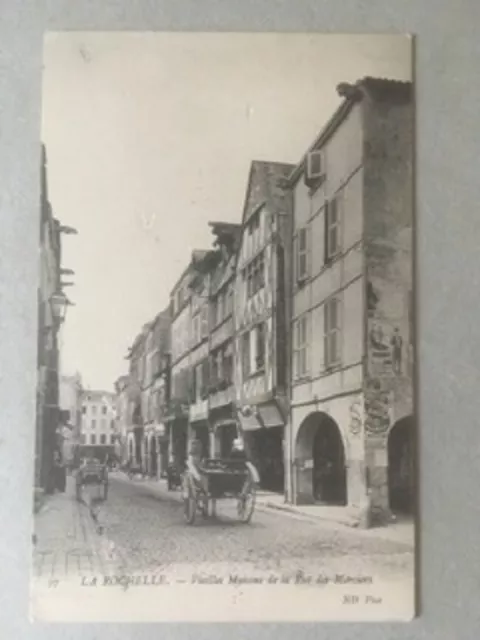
top-left (258, 404), bottom-right (284, 429)
top-left (237, 410), bottom-right (262, 432)
top-left (214, 419), bottom-right (237, 430)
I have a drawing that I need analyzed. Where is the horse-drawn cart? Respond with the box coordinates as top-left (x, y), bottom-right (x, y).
top-left (182, 458), bottom-right (258, 525)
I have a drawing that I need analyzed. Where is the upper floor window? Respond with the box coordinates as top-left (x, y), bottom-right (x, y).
top-left (247, 208), bottom-right (261, 235)
top-left (255, 323), bottom-right (266, 371)
top-left (324, 296), bottom-right (341, 368)
top-left (294, 315), bottom-right (309, 378)
top-left (210, 344), bottom-right (233, 387)
top-left (216, 292), bottom-right (224, 325)
top-left (244, 251), bottom-right (265, 298)
top-left (102, 406), bottom-right (107, 415)
top-left (100, 434), bottom-right (106, 445)
top-left (296, 228), bottom-right (309, 282)
top-left (226, 287), bottom-right (233, 315)
top-left (200, 306), bottom-right (209, 338)
top-left (325, 195), bottom-right (341, 262)
top-left (82, 406), bottom-right (87, 414)
top-left (241, 332), bottom-right (251, 377)
top-left (305, 150), bottom-right (326, 189)
top-left (91, 419), bottom-right (96, 429)
top-left (91, 405), bottom-right (97, 415)
top-left (90, 434), bottom-right (96, 445)
top-left (111, 419), bottom-right (115, 429)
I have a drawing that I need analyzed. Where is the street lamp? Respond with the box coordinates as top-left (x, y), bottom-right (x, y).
top-left (50, 290), bottom-right (69, 325)
top-left (59, 224), bottom-right (78, 235)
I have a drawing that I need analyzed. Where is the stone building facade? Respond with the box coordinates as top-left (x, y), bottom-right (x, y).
top-left (36, 145), bottom-right (63, 491)
top-left (58, 372), bottom-right (83, 464)
top-left (233, 161), bottom-right (294, 494)
top-left (80, 389), bottom-right (116, 459)
top-left (167, 258), bottom-right (198, 462)
top-left (113, 374), bottom-right (130, 463)
top-left (287, 77), bottom-right (413, 522)
top-left (207, 222), bottom-right (242, 458)
top-left (141, 308), bottom-right (171, 477)
top-left (125, 325), bottom-right (149, 466)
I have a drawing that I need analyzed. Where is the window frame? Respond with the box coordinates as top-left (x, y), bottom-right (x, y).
top-left (296, 227), bottom-right (308, 282)
top-left (255, 323), bottom-right (266, 372)
top-left (294, 315), bottom-right (309, 378)
top-left (306, 150), bottom-right (324, 181)
top-left (325, 194), bottom-right (341, 263)
top-left (324, 295), bottom-right (341, 369)
top-left (241, 331), bottom-right (251, 377)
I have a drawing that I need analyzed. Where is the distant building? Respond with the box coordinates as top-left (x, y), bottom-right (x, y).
top-left (80, 389), bottom-right (116, 458)
top-left (58, 372), bottom-right (83, 463)
top-left (287, 77), bottom-right (413, 521)
top-left (141, 308), bottom-right (171, 477)
top-left (233, 161), bottom-right (294, 494)
top-left (125, 325), bottom-right (150, 466)
top-left (167, 252), bottom-right (215, 462)
top-left (113, 374), bottom-right (130, 462)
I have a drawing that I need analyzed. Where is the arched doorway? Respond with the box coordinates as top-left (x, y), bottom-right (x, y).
top-left (150, 435), bottom-right (158, 477)
top-left (388, 416), bottom-right (414, 514)
top-left (295, 412), bottom-right (347, 505)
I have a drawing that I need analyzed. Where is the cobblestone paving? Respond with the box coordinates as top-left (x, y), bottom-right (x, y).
top-left (33, 476), bottom-right (413, 584)
top-left (96, 478), bottom-right (414, 581)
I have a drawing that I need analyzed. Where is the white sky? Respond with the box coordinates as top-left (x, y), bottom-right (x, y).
top-left (42, 32), bottom-right (411, 391)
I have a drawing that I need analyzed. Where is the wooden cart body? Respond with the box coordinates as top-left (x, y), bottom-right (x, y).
top-left (182, 458), bottom-right (257, 525)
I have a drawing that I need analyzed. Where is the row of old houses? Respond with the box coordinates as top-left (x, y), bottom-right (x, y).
top-left (114, 77), bottom-right (414, 524)
top-left (36, 145), bottom-right (78, 492)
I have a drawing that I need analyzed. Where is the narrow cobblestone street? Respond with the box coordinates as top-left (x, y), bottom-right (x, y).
top-left (34, 475), bottom-right (414, 583)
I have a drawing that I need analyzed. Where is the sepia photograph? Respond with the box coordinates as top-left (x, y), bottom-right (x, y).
top-left (32, 32), bottom-right (415, 622)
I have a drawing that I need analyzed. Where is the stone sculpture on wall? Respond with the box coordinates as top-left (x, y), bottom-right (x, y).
top-left (348, 397), bottom-right (363, 437)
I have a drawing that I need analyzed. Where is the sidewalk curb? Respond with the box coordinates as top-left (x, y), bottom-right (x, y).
top-left (257, 500), bottom-right (359, 528)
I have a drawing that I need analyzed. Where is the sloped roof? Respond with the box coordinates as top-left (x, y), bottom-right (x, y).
top-left (288, 76), bottom-right (413, 184)
top-left (240, 160), bottom-right (294, 229)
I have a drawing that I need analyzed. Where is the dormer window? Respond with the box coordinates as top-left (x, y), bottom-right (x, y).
top-left (305, 150), bottom-right (326, 188)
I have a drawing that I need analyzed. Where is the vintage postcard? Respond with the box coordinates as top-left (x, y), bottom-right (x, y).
top-left (32, 32), bottom-right (415, 622)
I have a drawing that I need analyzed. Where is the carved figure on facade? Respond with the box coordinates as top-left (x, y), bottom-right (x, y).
top-left (348, 397), bottom-right (363, 436)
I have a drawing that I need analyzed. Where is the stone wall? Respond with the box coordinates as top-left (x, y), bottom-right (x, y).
top-left (362, 86), bottom-right (414, 522)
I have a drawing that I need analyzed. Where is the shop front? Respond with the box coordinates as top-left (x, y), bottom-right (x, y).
top-left (168, 416), bottom-right (188, 465)
top-left (190, 420), bottom-right (210, 458)
top-left (212, 418), bottom-right (238, 458)
top-left (237, 402), bottom-right (285, 494)
top-left (154, 423), bottom-right (169, 478)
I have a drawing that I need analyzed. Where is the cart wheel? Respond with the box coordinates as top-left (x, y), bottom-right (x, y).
top-left (237, 482), bottom-right (256, 523)
top-left (183, 477), bottom-right (197, 525)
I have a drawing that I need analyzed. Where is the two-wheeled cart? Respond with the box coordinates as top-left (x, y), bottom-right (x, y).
top-left (182, 458), bottom-right (257, 525)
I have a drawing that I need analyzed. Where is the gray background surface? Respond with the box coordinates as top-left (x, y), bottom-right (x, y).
top-left (0, 0), bottom-right (478, 637)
